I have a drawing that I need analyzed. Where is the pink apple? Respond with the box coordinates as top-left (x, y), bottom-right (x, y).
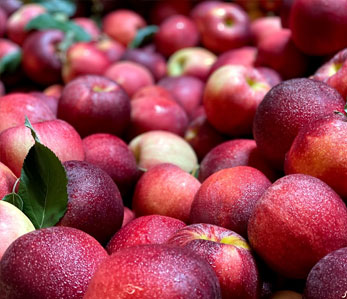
top-left (0, 162), bottom-right (16, 200)
top-left (256, 66), bottom-right (282, 87)
top-left (122, 207), bottom-right (135, 227)
top-left (250, 16), bottom-right (282, 46)
top-left (72, 17), bottom-right (100, 41)
top-left (94, 37), bottom-right (125, 64)
top-left (132, 85), bottom-right (174, 101)
top-left (190, 1), bottom-right (221, 30)
top-left (29, 91), bottom-right (59, 116)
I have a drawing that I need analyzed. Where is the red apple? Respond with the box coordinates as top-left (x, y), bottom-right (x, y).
top-left (0, 227), bottom-right (108, 299)
top-left (0, 201), bottom-right (35, 260)
top-left (122, 207), bottom-right (135, 227)
top-left (167, 223), bottom-right (261, 298)
top-left (150, 0), bottom-right (191, 25)
top-left (29, 91), bottom-right (59, 116)
top-left (83, 244), bottom-right (221, 298)
top-left (280, 0), bottom-right (294, 28)
top-left (0, 38), bottom-right (21, 66)
top-left (0, 0), bottom-right (21, 16)
top-left (204, 64), bottom-right (271, 136)
top-left (0, 7), bottom-right (7, 37)
top-left (43, 84), bottom-right (63, 99)
top-left (57, 75), bottom-right (131, 138)
top-left (256, 66), bottom-right (282, 87)
top-left (0, 162), bottom-right (16, 200)
top-left (250, 16), bottom-right (282, 46)
top-left (102, 9), bottom-right (146, 47)
top-left (248, 174), bottom-right (347, 279)
top-left (132, 85), bottom-right (174, 101)
top-left (94, 37), bottom-right (125, 64)
top-left (72, 17), bottom-right (100, 41)
top-left (190, 1), bottom-right (221, 30)
top-left (0, 119), bottom-right (85, 177)
top-left (104, 61), bottom-right (154, 97)
top-left (106, 214), bottom-right (185, 254)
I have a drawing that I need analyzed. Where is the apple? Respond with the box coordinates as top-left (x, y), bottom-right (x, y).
top-left (122, 207), bottom-right (135, 227)
top-left (190, 166), bottom-right (271, 237)
top-left (0, 93), bottom-right (56, 134)
top-left (43, 84), bottom-right (63, 99)
top-left (0, 7), bottom-right (7, 37)
top-left (93, 37), bottom-right (125, 64)
top-left (102, 9), bottom-right (146, 47)
top-left (167, 47), bottom-right (217, 81)
top-left (83, 244), bottom-right (221, 298)
top-left (6, 3), bottom-right (46, 45)
top-left (155, 14), bottom-right (200, 57)
top-left (132, 85), bottom-right (174, 101)
top-left (167, 223), bottom-right (261, 298)
top-left (256, 66), bottom-right (282, 87)
top-left (190, 1), bottom-right (221, 30)
top-left (253, 78), bottom-right (345, 170)
top-left (0, 227), bottom-right (108, 299)
top-left (57, 75), bottom-right (131, 138)
top-left (204, 64), bottom-right (271, 136)
top-left (303, 247), bottom-right (347, 299)
top-left (0, 0), bottom-right (21, 16)
top-left (0, 119), bottom-right (85, 177)
top-left (82, 133), bottom-right (140, 201)
top-left (0, 38), bottom-right (21, 65)
top-left (289, 0), bottom-right (347, 55)
top-left (250, 16), bottom-right (282, 46)
top-left (248, 174), bottom-right (347, 279)
top-left (150, 0), bottom-right (191, 25)
top-left (0, 162), bottom-right (16, 200)
top-left (104, 61), bottom-right (154, 97)
top-left (62, 42), bottom-right (111, 83)
top-left (0, 201), bottom-right (35, 261)
top-left (29, 91), bottom-right (59, 116)
top-left (198, 2), bottom-right (251, 54)
top-left (72, 17), bottom-right (100, 41)
top-left (198, 139), bottom-right (278, 182)
top-left (129, 130), bottom-right (198, 173)
top-left (106, 214), bottom-right (185, 254)
top-left (22, 29), bottom-right (64, 86)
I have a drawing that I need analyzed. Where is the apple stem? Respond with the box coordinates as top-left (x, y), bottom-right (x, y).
top-left (12, 178), bottom-right (20, 194)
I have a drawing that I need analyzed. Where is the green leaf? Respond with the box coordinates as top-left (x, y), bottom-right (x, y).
top-left (16, 118), bottom-right (68, 229)
top-left (0, 50), bottom-right (22, 75)
top-left (24, 0), bottom-right (76, 16)
top-left (344, 102), bottom-right (347, 115)
top-left (129, 25), bottom-right (158, 49)
top-left (2, 193), bottom-right (24, 211)
top-left (25, 116), bottom-right (41, 143)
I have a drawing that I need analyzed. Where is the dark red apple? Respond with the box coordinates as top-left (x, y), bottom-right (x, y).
top-left (0, 80), bottom-right (4, 96)
top-left (0, 7), bottom-right (7, 37)
top-left (150, 0), bottom-right (191, 25)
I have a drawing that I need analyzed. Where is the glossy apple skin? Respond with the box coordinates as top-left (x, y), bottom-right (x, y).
top-left (0, 227), bottom-right (108, 299)
top-left (104, 61), bottom-right (154, 97)
top-left (155, 14), bottom-right (199, 57)
top-left (255, 29), bottom-right (308, 80)
top-left (0, 162), bottom-right (16, 200)
top-left (58, 75), bottom-right (131, 138)
top-left (84, 244), bottom-right (221, 299)
top-left (102, 9), bottom-right (146, 47)
top-left (129, 130), bottom-right (198, 173)
top-left (6, 3), bottom-right (46, 45)
top-left (190, 166), bottom-right (271, 237)
top-left (198, 139), bottom-right (278, 182)
top-left (167, 223), bottom-right (261, 298)
top-left (22, 30), bottom-right (64, 86)
top-left (133, 163), bottom-right (201, 222)
top-left (289, 0), bottom-right (347, 55)
top-left (82, 133), bottom-right (140, 200)
top-left (248, 174), bottom-right (347, 279)
top-left (285, 113), bottom-right (347, 201)
top-left (57, 161), bottom-right (124, 245)
top-left (303, 247), bottom-right (347, 299)
top-left (0, 93), bottom-right (56, 134)
top-left (199, 2), bottom-right (251, 54)
top-left (0, 119), bottom-right (85, 177)
top-left (0, 201), bottom-right (35, 260)
top-left (253, 78), bottom-right (345, 170)
top-left (204, 64), bottom-right (271, 136)
top-left (106, 214), bottom-right (185, 254)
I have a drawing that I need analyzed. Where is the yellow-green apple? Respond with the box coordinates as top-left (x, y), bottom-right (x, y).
top-left (155, 14), bottom-right (200, 58)
top-left (285, 113), bottom-right (347, 201)
top-left (127, 95), bottom-right (189, 139)
top-left (72, 17), bottom-right (100, 41)
top-left (129, 130), bottom-right (198, 173)
top-left (0, 8), bottom-right (7, 37)
top-left (104, 61), bottom-right (154, 97)
top-left (106, 214), bottom-right (185, 254)
top-left (83, 244), bottom-right (221, 299)
top-left (121, 48), bottom-right (167, 81)
top-left (250, 16), bottom-right (282, 46)
top-left (0, 93), bottom-right (55, 133)
top-left (255, 28), bottom-right (308, 79)
top-left (132, 85), bottom-right (174, 101)
top-left (167, 47), bottom-right (216, 81)
top-left (0, 119), bottom-right (85, 177)
top-left (289, 0), bottom-right (347, 55)
top-left (248, 174), bottom-right (347, 279)
top-left (122, 207), bottom-right (135, 227)
top-left (0, 201), bottom-right (35, 260)
top-left (57, 75), bottom-right (131, 138)
top-left (0, 162), bottom-right (16, 200)
top-left (0, 227), bottom-right (108, 299)
top-left (198, 139), bottom-right (278, 182)
top-left (82, 133), bottom-right (140, 201)
top-left (190, 166), bottom-right (271, 237)
top-left (158, 75), bottom-right (204, 118)
top-left (6, 3), bottom-right (45, 45)
top-left (167, 223), bottom-right (261, 298)
top-left (150, 0), bottom-right (191, 25)
top-left (57, 160), bottom-right (124, 245)
top-left (22, 30), bottom-right (64, 85)
top-left (303, 247), bottom-right (347, 299)
top-left (132, 163), bottom-right (201, 222)
top-left (62, 42), bottom-right (111, 83)
top-left (29, 91), bottom-right (59, 116)
top-left (253, 78), bottom-right (345, 170)
top-left (102, 9), bottom-right (146, 47)
top-left (198, 2), bottom-right (251, 54)
top-left (204, 64), bottom-right (271, 136)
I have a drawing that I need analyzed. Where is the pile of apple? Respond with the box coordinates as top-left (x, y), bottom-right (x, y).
top-left (0, 0), bottom-right (347, 298)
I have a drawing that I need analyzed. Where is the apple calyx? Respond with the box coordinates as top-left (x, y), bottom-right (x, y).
top-left (193, 232), bottom-right (250, 250)
top-left (92, 85), bottom-right (116, 93)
